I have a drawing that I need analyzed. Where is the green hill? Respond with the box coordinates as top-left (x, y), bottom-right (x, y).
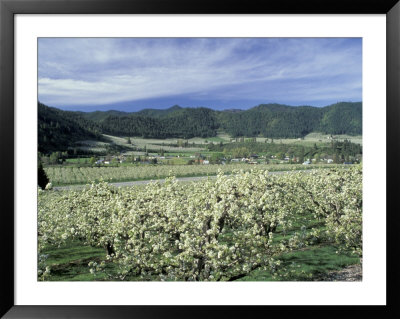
top-left (318, 102), bottom-right (362, 135)
top-left (38, 101), bottom-right (362, 153)
top-left (38, 103), bottom-right (103, 153)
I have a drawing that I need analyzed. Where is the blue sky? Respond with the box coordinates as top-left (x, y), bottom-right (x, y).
top-left (38, 38), bottom-right (362, 112)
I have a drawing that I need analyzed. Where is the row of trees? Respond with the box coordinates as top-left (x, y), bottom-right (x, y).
top-left (38, 167), bottom-right (362, 281)
top-left (207, 139), bottom-right (362, 163)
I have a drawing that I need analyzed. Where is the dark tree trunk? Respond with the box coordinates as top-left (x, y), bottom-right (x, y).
top-left (106, 242), bottom-right (115, 256)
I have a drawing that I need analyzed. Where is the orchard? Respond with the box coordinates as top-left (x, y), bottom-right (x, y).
top-left (38, 166), bottom-right (362, 281)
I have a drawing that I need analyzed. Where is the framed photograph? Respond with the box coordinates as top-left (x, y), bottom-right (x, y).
top-left (1, 0), bottom-right (399, 317)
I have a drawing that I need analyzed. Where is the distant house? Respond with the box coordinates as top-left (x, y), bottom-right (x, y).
top-left (95, 159), bottom-right (104, 165)
top-left (302, 160), bottom-right (311, 165)
top-left (104, 161), bottom-right (110, 165)
top-left (231, 159), bottom-right (240, 162)
top-left (203, 160), bottom-right (209, 165)
top-left (327, 159), bottom-right (334, 164)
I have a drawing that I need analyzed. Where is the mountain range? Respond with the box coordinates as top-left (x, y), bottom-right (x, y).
top-left (38, 101), bottom-right (362, 154)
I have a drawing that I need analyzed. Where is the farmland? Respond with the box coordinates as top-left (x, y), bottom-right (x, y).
top-left (44, 163), bottom-right (340, 186)
top-left (74, 132), bottom-right (362, 154)
top-left (41, 129), bottom-right (361, 187)
top-left (38, 167), bottom-right (362, 281)
top-left (38, 108), bottom-right (363, 281)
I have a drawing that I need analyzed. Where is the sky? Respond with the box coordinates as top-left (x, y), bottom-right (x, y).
top-left (38, 38), bottom-right (362, 112)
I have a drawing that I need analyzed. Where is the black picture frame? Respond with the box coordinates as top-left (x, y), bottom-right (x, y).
top-left (1, 0), bottom-right (399, 318)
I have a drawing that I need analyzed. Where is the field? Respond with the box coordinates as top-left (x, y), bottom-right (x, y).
top-left (253, 132), bottom-right (362, 146)
top-left (71, 132), bottom-right (362, 155)
top-left (38, 167), bottom-right (362, 281)
top-left (44, 163), bottom-right (340, 186)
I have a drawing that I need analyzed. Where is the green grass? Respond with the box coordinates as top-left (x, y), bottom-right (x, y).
top-left (40, 240), bottom-right (108, 281)
top-left (255, 133), bottom-right (362, 146)
top-left (43, 241), bottom-right (105, 265)
top-left (74, 132), bottom-right (362, 157)
top-left (238, 244), bottom-right (360, 281)
top-left (65, 158), bottom-right (91, 164)
top-left (40, 239), bottom-right (360, 282)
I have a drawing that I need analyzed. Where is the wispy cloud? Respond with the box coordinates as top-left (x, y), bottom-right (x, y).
top-left (38, 38), bottom-right (361, 109)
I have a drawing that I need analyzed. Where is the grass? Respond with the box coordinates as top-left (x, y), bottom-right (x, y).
top-left (40, 241), bottom-right (108, 281)
top-left (254, 132), bottom-right (362, 146)
top-left (41, 238), bottom-right (360, 282)
top-left (238, 244), bottom-right (359, 281)
top-left (65, 158), bottom-right (91, 164)
top-left (74, 132), bottom-right (362, 156)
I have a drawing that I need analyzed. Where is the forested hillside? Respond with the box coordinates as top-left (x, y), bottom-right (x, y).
top-left (99, 107), bottom-right (218, 138)
top-left (217, 102), bottom-right (361, 138)
top-left (38, 103), bottom-right (103, 153)
top-left (38, 101), bottom-right (362, 153)
top-left (217, 104), bottom-right (323, 138)
top-left (318, 102), bottom-right (362, 135)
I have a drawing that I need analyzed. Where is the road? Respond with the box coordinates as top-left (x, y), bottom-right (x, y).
top-left (52, 169), bottom-right (312, 191)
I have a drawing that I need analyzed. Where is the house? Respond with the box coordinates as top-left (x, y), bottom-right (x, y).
top-left (327, 159), bottom-right (334, 164)
top-left (302, 160), bottom-right (311, 165)
top-left (203, 160), bottom-right (209, 165)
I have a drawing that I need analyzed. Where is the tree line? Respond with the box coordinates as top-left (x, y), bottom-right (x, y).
top-left (38, 101), bottom-right (362, 154)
